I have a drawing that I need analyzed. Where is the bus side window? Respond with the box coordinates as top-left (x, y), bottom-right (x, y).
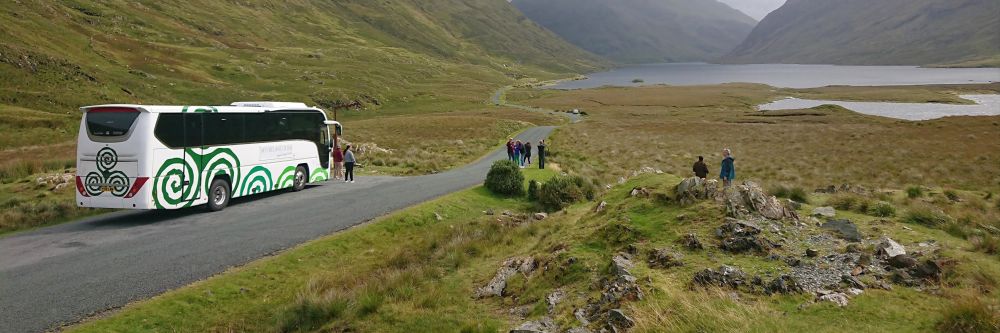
top-left (154, 114), bottom-right (185, 148)
top-left (203, 113), bottom-right (245, 146)
top-left (183, 113), bottom-right (204, 148)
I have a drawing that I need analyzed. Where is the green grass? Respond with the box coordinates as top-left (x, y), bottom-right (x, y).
top-left (71, 170), bottom-right (1000, 332)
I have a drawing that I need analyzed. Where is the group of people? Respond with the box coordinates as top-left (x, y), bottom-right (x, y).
top-left (692, 148), bottom-right (736, 186)
top-left (331, 144), bottom-right (356, 183)
top-left (506, 138), bottom-right (546, 169)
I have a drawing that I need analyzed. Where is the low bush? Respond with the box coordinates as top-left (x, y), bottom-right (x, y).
top-left (906, 186), bottom-right (924, 199)
top-left (527, 180), bottom-right (539, 201)
top-left (538, 175), bottom-right (595, 211)
top-left (969, 235), bottom-right (999, 255)
top-left (936, 294), bottom-right (1000, 333)
top-left (769, 184), bottom-right (809, 204)
top-left (903, 205), bottom-right (953, 227)
top-left (484, 160), bottom-right (523, 196)
top-left (826, 193), bottom-right (871, 213)
top-left (869, 201), bottom-right (897, 217)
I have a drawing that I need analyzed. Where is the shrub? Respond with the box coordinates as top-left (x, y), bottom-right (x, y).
top-left (527, 180), bottom-right (539, 201)
top-left (969, 235), bottom-right (999, 255)
top-left (827, 193), bottom-right (870, 213)
top-left (906, 186), bottom-right (924, 199)
top-left (903, 205), bottom-right (953, 227)
top-left (484, 160), bottom-right (523, 196)
top-left (538, 175), bottom-right (595, 211)
top-left (769, 184), bottom-right (809, 204)
top-left (869, 201), bottom-right (897, 217)
top-left (944, 190), bottom-right (961, 202)
top-left (936, 295), bottom-right (1000, 333)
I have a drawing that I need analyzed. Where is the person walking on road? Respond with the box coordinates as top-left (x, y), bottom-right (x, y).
top-left (537, 140), bottom-right (547, 169)
top-left (720, 149), bottom-right (735, 187)
top-left (332, 145), bottom-right (344, 180)
top-left (524, 141), bottom-right (533, 166)
top-left (692, 156), bottom-right (709, 179)
top-left (344, 145), bottom-right (356, 183)
top-left (514, 140), bottom-right (524, 168)
top-left (506, 138), bottom-right (515, 162)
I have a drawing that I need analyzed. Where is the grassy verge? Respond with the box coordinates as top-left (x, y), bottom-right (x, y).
top-left (71, 170), bottom-right (1000, 332)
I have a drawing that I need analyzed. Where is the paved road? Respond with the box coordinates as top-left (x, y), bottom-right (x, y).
top-left (491, 86), bottom-right (581, 123)
top-left (0, 126), bottom-right (556, 333)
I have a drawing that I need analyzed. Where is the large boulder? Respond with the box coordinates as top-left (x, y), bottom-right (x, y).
top-left (716, 218), bottom-right (775, 254)
top-left (725, 181), bottom-right (798, 221)
top-left (875, 237), bottom-right (906, 259)
top-left (812, 207), bottom-right (836, 218)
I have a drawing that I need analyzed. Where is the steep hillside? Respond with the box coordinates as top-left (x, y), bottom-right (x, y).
top-left (511, 0), bottom-right (757, 64)
top-left (723, 0), bottom-right (1000, 65)
top-left (0, 0), bottom-right (603, 123)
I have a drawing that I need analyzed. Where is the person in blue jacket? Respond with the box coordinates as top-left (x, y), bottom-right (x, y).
top-left (720, 148), bottom-right (735, 187)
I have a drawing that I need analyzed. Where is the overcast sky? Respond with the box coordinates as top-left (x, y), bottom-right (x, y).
top-left (718, 0), bottom-right (787, 20)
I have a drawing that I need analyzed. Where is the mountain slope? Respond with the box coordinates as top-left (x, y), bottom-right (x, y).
top-left (511, 0), bottom-right (757, 64)
top-left (0, 0), bottom-right (604, 120)
top-left (723, 0), bottom-right (1000, 65)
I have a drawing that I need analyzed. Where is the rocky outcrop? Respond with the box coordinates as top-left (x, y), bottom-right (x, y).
top-left (716, 218), bottom-right (777, 254)
top-left (675, 177), bottom-right (718, 205)
top-left (678, 233), bottom-right (704, 250)
top-left (811, 206), bottom-right (836, 218)
top-left (510, 317), bottom-right (556, 333)
top-left (647, 248), bottom-right (684, 269)
top-left (724, 181), bottom-right (798, 221)
top-left (693, 265), bottom-right (748, 289)
top-left (875, 237), bottom-right (906, 259)
top-left (476, 257), bottom-right (536, 298)
top-left (821, 219), bottom-right (862, 242)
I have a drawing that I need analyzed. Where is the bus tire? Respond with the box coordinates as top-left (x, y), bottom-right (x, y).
top-left (207, 178), bottom-right (231, 212)
top-left (292, 165), bottom-right (307, 192)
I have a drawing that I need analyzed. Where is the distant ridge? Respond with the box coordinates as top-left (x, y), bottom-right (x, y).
top-left (723, 0), bottom-right (1000, 66)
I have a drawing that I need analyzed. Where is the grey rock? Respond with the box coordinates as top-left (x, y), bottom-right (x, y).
top-left (434, 212), bottom-right (444, 221)
top-left (693, 265), bottom-right (747, 289)
top-left (611, 254), bottom-right (635, 276)
top-left (476, 257), bottom-right (536, 298)
top-left (821, 219), bottom-right (863, 242)
top-left (510, 316), bottom-right (556, 333)
top-left (534, 212), bottom-right (548, 221)
top-left (545, 289), bottom-right (565, 313)
top-left (876, 237), bottom-right (906, 259)
top-left (725, 181), bottom-right (799, 220)
top-left (812, 207), bottom-right (836, 218)
top-left (608, 309), bottom-right (635, 329)
top-left (566, 327), bottom-right (593, 333)
top-left (806, 248), bottom-right (819, 257)
top-left (842, 274), bottom-right (867, 289)
top-left (574, 308), bottom-right (591, 325)
top-left (888, 254), bottom-right (918, 269)
top-left (678, 233), bottom-right (704, 250)
top-left (818, 293), bottom-right (850, 307)
top-left (595, 201), bottom-right (607, 213)
top-left (648, 248), bottom-right (684, 269)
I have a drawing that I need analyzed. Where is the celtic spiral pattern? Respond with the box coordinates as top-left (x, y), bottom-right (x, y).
top-left (83, 147), bottom-right (131, 197)
top-left (152, 156), bottom-right (200, 209)
top-left (275, 166), bottom-right (296, 190)
top-left (201, 149), bottom-right (242, 196)
top-left (310, 168), bottom-right (329, 182)
top-left (241, 166), bottom-right (273, 196)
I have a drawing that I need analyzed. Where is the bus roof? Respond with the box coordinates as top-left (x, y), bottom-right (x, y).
top-left (80, 102), bottom-right (325, 114)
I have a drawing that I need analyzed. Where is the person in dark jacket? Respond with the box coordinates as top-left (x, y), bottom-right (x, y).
top-left (506, 138), bottom-right (514, 162)
top-left (720, 149), bottom-right (735, 187)
top-left (693, 156), bottom-right (709, 179)
top-left (524, 142), bottom-right (533, 166)
top-left (344, 145), bottom-right (356, 183)
top-left (537, 140), bottom-right (546, 169)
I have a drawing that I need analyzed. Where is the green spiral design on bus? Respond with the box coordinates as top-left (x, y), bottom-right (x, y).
top-left (181, 106), bottom-right (219, 113)
top-left (309, 168), bottom-right (329, 182)
top-left (152, 156), bottom-right (199, 209)
top-left (201, 148), bottom-right (242, 196)
top-left (275, 166), bottom-right (296, 190)
top-left (241, 166), bottom-right (273, 196)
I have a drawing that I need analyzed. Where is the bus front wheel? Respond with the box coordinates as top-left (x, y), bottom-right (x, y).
top-left (207, 178), bottom-right (231, 212)
top-left (292, 165), bottom-right (307, 192)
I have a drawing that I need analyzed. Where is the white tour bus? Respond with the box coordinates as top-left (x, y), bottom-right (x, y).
top-left (75, 102), bottom-right (341, 211)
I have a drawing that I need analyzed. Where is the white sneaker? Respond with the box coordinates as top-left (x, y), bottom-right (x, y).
top-left (351, 180), bottom-right (355, 183)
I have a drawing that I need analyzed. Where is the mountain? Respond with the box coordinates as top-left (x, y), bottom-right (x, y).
top-left (511, 0), bottom-right (758, 64)
top-left (0, 0), bottom-right (604, 117)
top-left (723, 0), bottom-right (1000, 66)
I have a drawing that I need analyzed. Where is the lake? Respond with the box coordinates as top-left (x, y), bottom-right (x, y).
top-left (758, 95), bottom-right (1000, 121)
top-left (550, 63), bottom-right (1000, 89)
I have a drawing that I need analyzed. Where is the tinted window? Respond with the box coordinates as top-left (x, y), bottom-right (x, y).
top-left (184, 113), bottom-right (203, 147)
top-left (204, 114), bottom-right (244, 146)
top-left (154, 114), bottom-right (185, 148)
top-left (86, 108), bottom-right (140, 137)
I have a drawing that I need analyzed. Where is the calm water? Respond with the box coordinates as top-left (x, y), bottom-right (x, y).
top-left (551, 63), bottom-right (1000, 89)
top-left (758, 95), bottom-right (1000, 121)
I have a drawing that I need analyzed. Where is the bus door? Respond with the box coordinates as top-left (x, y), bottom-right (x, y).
top-left (183, 112), bottom-right (204, 201)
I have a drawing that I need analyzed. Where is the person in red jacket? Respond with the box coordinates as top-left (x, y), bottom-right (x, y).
top-left (332, 145), bottom-right (344, 180)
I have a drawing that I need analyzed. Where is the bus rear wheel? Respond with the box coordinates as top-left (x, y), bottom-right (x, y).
top-left (207, 178), bottom-right (231, 212)
top-left (292, 166), bottom-right (307, 192)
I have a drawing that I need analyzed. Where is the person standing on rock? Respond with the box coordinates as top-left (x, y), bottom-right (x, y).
top-left (332, 145), bottom-right (345, 180)
top-left (537, 140), bottom-right (546, 169)
top-left (693, 156), bottom-right (709, 179)
top-left (524, 141), bottom-right (533, 166)
top-left (506, 138), bottom-right (515, 162)
top-left (720, 149), bottom-right (735, 187)
top-left (344, 145), bottom-right (356, 183)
